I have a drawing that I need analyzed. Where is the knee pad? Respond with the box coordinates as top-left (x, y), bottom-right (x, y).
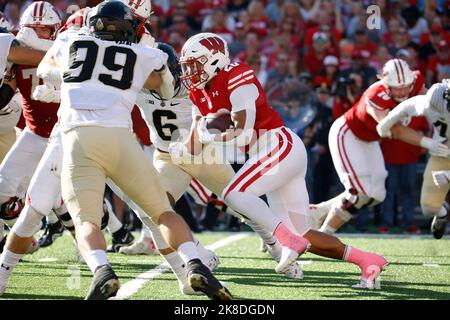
top-left (27, 193), bottom-right (53, 217)
top-left (421, 205), bottom-right (445, 218)
top-left (12, 205), bottom-right (43, 238)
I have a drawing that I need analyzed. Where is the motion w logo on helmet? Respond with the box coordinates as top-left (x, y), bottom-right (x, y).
top-left (128, 0), bottom-right (143, 10)
top-left (199, 37), bottom-right (226, 55)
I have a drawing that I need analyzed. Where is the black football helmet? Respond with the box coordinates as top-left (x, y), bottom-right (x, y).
top-left (150, 42), bottom-right (181, 99)
top-left (89, 1), bottom-right (137, 43)
top-left (157, 42), bottom-right (181, 95)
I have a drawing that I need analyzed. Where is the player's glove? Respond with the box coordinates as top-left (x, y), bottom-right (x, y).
top-left (15, 27), bottom-right (53, 51)
top-left (168, 142), bottom-right (192, 164)
top-left (432, 170), bottom-right (450, 187)
top-left (32, 84), bottom-right (60, 103)
top-left (420, 137), bottom-right (450, 158)
top-left (197, 117), bottom-right (217, 144)
top-left (376, 121), bottom-right (392, 138)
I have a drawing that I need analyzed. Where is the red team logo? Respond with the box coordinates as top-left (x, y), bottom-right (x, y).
top-left (199, 37), bottom-right (226, 55)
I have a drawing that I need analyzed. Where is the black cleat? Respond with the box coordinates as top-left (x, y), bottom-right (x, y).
top-left (431, 214), bottom-right (448, 239)
top-left (85, 265), bottom-right (120, 300)
top-left (187, 259), bottom-right (232, 300)
top-left (106, 228), bottom-right (134, 252)
top-left (38, 220), bottom-right (65, 248)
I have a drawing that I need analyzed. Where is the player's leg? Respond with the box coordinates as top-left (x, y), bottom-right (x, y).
top-left (107, 128), bottom-right (231, 300)
top-left (0, 128), bottom-right (47, 212)
top-left (421, 156), bottom-right (450, 239)
top-left (222, 128), bottom-right (310, 273)
top-left (190, 165), bottom-right (304, 279)
top-left (104, 197), bottom-right (134, 252)
top-left (319, 118), bottom-right (387, 234)
top-left (61, 127), bottom-right (119, 300)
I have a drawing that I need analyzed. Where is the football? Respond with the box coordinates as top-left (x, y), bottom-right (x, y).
top-left (205, 112), bottom-right (234, 132)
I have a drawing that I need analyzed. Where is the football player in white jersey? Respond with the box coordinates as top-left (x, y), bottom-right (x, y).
top-left (377, 81), bottom-right (450, 239)
top-left (34, 1), bottom-right (230, 300)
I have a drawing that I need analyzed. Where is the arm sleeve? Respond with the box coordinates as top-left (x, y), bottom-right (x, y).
top-left (222, 83), bottom-right (258, 147)
top-left (379, 95), bottom-right (427, 130)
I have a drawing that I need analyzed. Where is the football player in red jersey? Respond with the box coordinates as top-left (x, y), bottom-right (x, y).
top-left (310, 59), bottom-right (448, 236)
top-left (179, 32), bottom-right (388, 289)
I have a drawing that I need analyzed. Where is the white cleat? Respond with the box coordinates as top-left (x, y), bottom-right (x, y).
top-left (119, 237), bottom-right (158, 255)
top-left (275, 247), bottom-right (300, 274)
top-left (200, 249), bottom-right (220, 272)
top-left (266, 241), bottom-right (304, 279)
top-left (351, 278), bottom-right (381, 290)
top-left (284, 262), bottom-right (304, 280)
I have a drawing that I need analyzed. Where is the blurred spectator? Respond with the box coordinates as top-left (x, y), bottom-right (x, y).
top-left (227, 0), bottom-right (250, 20)
top-left (313, 55), bottom-right (340, 89)
top-left (341, 50), bottom-right (377, 89)
top-left (276, 17), bottom-right (302, 52)
top-left (203, 8), bottom-right (234, 43)
top-left (265, 52), bottom-right (290, 90)
top-left (338, 39), bottom-right (354, 70)
top-left (354, 29), bottom-right (378, 58)
top-left (426, 38), bottom-right (450, 85)
top-left (380, 117), bottom-right (430, 233)
top-left (370, 45), bottom-right (392, 73)
top-left (236, 32), bottom-right (268, 68)
top-left (247, 54), bottom-right (268, 88)
top-left (304, 11), bottom-right (342, 54)
top-left (388, 26), bottom-right (411, 56)
top-left (311, 85), bottom-right (335, 204)
top-left (202, 6), bottom-right (235, 35)
top-left (167, 31), bottom-right (185, 55)
top-left (302, 32), bottom-right (334, 75)
top-left (229, 22), bottom-right (247, 57)
top-left (247, 0), bottom-right (271, 38)
top-left (402, 5), bottom-right (429, 44)
top-left (265, 0), bottom-right (284, 24)
top-left (163, 14), bottom-right (196, 43)
top-left (3, 1), bottom-right (20, 31)
top-left (331, 73), bottom-right (364, 120)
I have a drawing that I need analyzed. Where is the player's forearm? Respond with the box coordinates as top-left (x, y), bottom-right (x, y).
top-left (390, 124), bottom-right (424, 147)
top-left (8, 46), bottom-right (46, 66)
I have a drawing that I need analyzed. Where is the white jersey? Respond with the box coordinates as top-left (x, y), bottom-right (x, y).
top-left (136, 88), bottom-right (193, 152)
top-left (52, 30), bottom-right (167, 131)
top-left (394, 85), bottom-right (450, 158)
top-left (0, 33), bottom-right (14, 85)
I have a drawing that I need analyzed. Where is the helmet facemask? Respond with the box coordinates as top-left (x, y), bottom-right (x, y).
top-left (180, 55), bottom-right (210, 91)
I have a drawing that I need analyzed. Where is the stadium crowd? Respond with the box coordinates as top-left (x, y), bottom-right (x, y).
top-left (1, 0), bottom-right (449, 234)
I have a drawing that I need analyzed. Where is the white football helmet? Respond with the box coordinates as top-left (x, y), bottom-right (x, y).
top-left (0, 11), bottom-right (12, 30)
top-left (180, 33), bottom-right (230, 90)
top-left (116, 0), bottom-right (152, 21)
top-left (381, 58), bottom-right (416, 102)
top-left (20, 1), bottom-right (61, 38)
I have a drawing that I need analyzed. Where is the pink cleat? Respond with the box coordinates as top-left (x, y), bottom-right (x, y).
top-left (273, 224), bottom-right (310, 273)
top-left (346, 247), bottom-right (389, 290)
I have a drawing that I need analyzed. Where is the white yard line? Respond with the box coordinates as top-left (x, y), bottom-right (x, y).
top-left (337, 233), bottom-right (450, 239)
top-left (113, 233), bottom-right (251, 300)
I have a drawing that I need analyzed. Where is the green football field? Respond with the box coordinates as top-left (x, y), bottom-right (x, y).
top-left (1, 231), bottom-right (450, 300)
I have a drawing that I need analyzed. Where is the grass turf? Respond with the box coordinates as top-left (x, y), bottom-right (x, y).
top-left (1, 232), bottom-right (450, 300)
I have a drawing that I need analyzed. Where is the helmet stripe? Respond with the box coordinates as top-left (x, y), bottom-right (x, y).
top-left (33, 2), bottom-right (38, 19)
top-left (397, 59), bottom-right (405, 84)
top-left (393, 59), bottom-right (401, 84)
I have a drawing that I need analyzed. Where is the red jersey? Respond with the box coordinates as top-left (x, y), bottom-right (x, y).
top-left (189, 63), bottom-right (284, 134)
top-left (13, 65), bottom-right (59, 138)
top-left (131, 105), bottom-right (151, 146)
top-left (344, 70), bottom-right (424, 142)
